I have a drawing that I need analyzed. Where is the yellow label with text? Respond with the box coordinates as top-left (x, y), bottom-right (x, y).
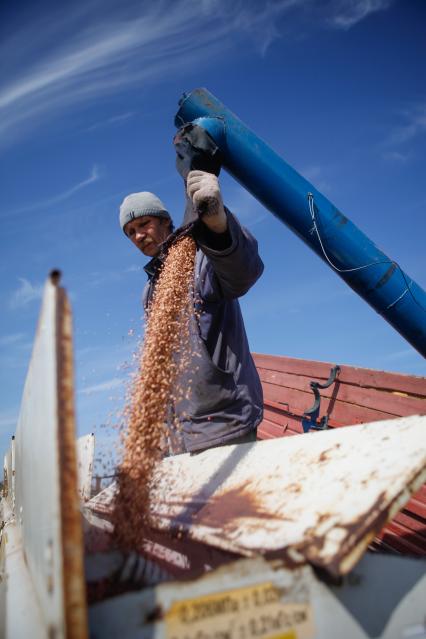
top-left (165, 581), bottom-right (314, 639)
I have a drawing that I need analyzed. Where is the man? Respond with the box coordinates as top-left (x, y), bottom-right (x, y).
top-left (119, 170), bottom-right (264, 454)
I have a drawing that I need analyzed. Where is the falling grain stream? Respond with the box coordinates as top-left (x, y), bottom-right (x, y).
top-left (113, 235), bottom-right (196, 549)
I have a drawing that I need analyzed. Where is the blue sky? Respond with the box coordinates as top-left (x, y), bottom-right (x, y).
top-left (1, 0), bottom-right (425, 462)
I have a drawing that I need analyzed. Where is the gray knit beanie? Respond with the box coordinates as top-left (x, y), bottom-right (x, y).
top-left (119, 192), bottom-right (171, 233)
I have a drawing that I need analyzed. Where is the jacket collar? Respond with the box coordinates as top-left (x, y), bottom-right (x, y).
top-left (143, 255), bottom-right (164, 280)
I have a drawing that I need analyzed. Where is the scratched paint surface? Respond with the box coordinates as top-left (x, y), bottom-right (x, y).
top-left (148, 415), bottom-right (426, 575)
top-left (87, 415), bottom-right (426, 576)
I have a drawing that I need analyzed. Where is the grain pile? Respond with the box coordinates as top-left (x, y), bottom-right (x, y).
top-left (113, 235), bottom-right (196, 550)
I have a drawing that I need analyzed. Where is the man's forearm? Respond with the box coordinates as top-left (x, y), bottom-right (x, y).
top-left (194, 219), bottom-right (233, 251)
top-left (196, 211), bottom-right (264, 299)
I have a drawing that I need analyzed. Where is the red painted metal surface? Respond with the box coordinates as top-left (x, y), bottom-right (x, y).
top-left (253, 353), bottom-right (426, 556)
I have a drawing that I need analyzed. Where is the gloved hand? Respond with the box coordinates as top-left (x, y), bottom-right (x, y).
top-left (186, 170), bottom-right (227, 233)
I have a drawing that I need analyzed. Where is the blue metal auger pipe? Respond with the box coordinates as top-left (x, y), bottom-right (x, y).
top-left (175, 88), bottom-right (426, 357)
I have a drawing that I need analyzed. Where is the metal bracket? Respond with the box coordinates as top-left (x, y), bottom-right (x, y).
top-left (302, 365), bottom-right (340, 433)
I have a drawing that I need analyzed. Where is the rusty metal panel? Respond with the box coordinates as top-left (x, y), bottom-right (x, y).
top-left (10, 274), bottom-right (87, 639)
top-left (77, 433), bottom-right (95, 502)
top-left (148, 415), bottom-right (426, 577)
top-left (56, 286), bottom-right (89, 639)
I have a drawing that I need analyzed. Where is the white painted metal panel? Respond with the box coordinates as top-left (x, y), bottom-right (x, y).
top-left (148, 415), bottom-right (426, 575)
top-left (4, 274), bottom-right (88, 639)
top-left (87, 415), bottom-right (426, 577)
top-left (13, 278), bottom-right (66, 635)
top-left (77, 433), bottom-right (95, 502)
top-left (0, 499), bottom-right (46, 639)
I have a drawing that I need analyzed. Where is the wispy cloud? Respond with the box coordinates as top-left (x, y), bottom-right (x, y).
top-left (385, 103), bottom-right (426, 147)
top-left (301, 165), bottom-right (333, 194)
top-left (86, 111), bottom-right (135, 132)
top-left (225, 183), bottom-right (268, 228)
top-left (0, 0), bottom-right (395, 148)
top-left (326, 0), bottom-right (394, 29)
top-left (381, 150), bottom-right (410, 164)
top-left (383, 348), bottom-right (415, 362)
top-left (0, 1), bottom-right (231, 147)
top-left (4, 165), bottom-right (100, 218)
top-left (202, 0), bottom-right (302, 56)
top-left (0, 332), bottom-right (27, 347)
top-left (80, 377), bottom-right (124, 395)
top-left (380, 102), bottom-right (426, 164)
top-left (9, 278), bottom-right (44, 310)
top-left (88, 264), bottom-right (142, 288)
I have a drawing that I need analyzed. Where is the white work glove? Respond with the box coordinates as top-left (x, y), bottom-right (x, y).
top-left (186, 170), bottom-right (228, 234)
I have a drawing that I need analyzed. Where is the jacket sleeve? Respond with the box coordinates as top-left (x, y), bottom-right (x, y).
top-left (193, 209), bottom-right (264, 300)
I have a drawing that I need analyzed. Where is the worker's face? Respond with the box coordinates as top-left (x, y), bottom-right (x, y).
top-left (124, 216), bottom-right (171, 257)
